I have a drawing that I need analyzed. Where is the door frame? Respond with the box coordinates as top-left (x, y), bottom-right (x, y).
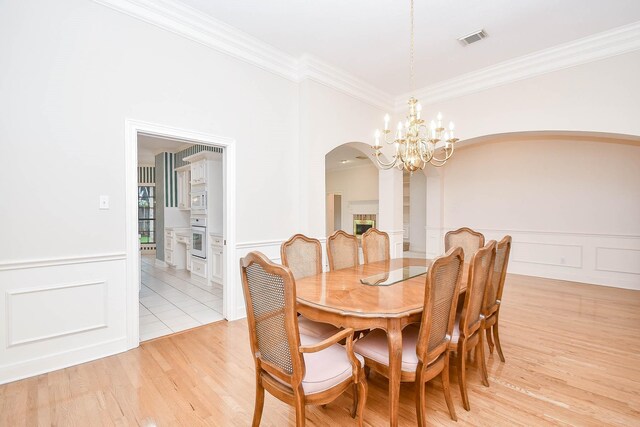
top-left (125, 119), bottom-right (237, 349)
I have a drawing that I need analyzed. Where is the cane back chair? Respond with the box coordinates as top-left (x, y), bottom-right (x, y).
top-left (444, 227), bottom-right (485, 263)
top-left (449, 240), bottom-right (496, 411)
top-left (483, 235), bottom-right (512, 362)
top-left (240, 251), bottom-right (367, 426)
top-left (353, 247), bottom-right (465, 425)
top-left (281, 234), bottom-right (341, 340)
top-left (361, 228), bottom-right (390, 264)
top-left (327, 230), bottom-right (359, 271)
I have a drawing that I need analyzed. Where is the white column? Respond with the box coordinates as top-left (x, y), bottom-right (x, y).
top-left (378, 167), bottom-right (404, 258)
top-left (425, 169), bottom-right (445, 258)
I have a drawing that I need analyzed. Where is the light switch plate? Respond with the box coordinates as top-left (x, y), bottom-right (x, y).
top-left (99, 195), bottom-right (109, 210)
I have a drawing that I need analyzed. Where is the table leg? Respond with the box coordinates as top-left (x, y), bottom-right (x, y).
top-left (387, 319), bottom-right (402, 427)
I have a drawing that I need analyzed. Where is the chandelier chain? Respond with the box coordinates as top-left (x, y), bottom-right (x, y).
top-left (410, 0), bottom-right (415, 92)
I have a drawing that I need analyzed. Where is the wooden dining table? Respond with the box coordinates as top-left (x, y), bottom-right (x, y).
top-left (295, 257), bottom-right (468, 427)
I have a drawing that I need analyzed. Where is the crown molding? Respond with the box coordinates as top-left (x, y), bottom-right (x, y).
top-left (396, 21), bottom-right (640, 109)
top-left (298, 55), bottom-right (394, 111)
top-left (94, 0), bottom-right (300, 81)
top-left (93, 0), bottom-right (393, 110)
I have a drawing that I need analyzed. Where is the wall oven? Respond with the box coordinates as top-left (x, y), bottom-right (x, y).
top-left (191, 217), bottom-right (207, 259)
top-left (191, 190), bottom-right (207, 212)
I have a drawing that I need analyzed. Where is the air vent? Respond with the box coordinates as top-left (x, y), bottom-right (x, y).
top-left (458, 29), bottom-right (488, 46)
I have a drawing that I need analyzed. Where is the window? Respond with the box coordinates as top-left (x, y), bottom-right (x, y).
top-left (138, 185), bottom-right (156, 244)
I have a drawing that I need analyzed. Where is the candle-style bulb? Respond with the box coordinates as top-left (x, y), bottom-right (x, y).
top-left (384, 114), bottom-right (390, 130)
top-left (449, 121), bottom-right (455, 130)
top-left (437, 112), bottom-right (443, 121)
top-left (430, 120), bottom-right (436, 130)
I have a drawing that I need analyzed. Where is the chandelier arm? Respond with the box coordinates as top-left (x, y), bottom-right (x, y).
top-left (374, 153), bottom-right (399, 169)
top-left (430, 146), bottom-right (455, 163)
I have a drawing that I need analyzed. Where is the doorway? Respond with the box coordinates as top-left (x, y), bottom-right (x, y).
top-left (124, 120), bottom-right (237, 348)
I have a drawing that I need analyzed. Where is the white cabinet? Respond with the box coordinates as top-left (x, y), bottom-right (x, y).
top-left (190, 159), bottom-right (207, 185)
top-left (176, 166), bottom-right (191, 210)
top-left (191, 256), bottom-right (207, 278)
top-left (165, 228), bottom-right (190, 269)
top-left (209, 235), bottom-right (224, 285)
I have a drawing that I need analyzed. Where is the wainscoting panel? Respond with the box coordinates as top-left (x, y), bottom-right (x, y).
top-left (0, 255), bottom-right (128, 384)
top-left (596, 247), bottom-right (640, 275)
top-left (437, 227), bottom-right (640, 290)
top-left (7, 281), bottom-right (107, 347)
top-left (511, 242), bottom-right (582, 268)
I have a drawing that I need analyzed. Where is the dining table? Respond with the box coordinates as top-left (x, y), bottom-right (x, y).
top-left (295, 257), bottom-right (468, 427)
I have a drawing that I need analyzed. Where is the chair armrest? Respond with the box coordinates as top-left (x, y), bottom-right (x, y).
top-left (299, 328), bottom-right (355, 354)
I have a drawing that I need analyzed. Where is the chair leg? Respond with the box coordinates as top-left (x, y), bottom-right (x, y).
top-left (415, 371), bottom-right (427, 427)
top-left (252, 375), bottom-right (265, 427)
top-left (355, 374), bottom-right (367, 427)
top-left (294, 388), bottom-right (306, 427)
top-left (486, 326), bottom-right (495, 354)
top-left (478, 330), bottom-right (490, 387)
top-left (350, 383), bottom-right (358, 418)
top-left (441, 355), bottom-right (457, 421)
top-left (493, 319), bottom-right (506, 363)
top-left (456, 341), bottom-right (470, 411)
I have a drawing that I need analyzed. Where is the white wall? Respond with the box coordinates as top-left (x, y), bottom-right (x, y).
top-left (409, 172), bottom-right (426, 252)
top-left (325, 164), bottom-right (379, 234)
top-left (298, 80), bottom-right (393, 238)
top-left (421, 51), bottom-right (640, 141)
top-left (442, 137), bottom-right (640, 289)
top-left (0, 0), bottom-right (301, 384)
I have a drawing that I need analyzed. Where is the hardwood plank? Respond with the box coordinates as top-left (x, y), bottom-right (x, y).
top-left (1, 273), bottom-right (639, 426)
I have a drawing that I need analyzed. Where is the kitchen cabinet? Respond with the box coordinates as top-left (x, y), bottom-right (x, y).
top-left (191, 256), bottom-right (207, 278)
top-left (209, 235), bottom-right (223, 285)
top-left (190, 159), bottom-right (207, 185)
top-left (164, 227), bottom-right (190, 269)
top-left (176, 165), bottom-right (191, 210)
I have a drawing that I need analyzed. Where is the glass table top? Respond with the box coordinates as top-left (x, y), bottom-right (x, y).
top-left (360, 265), bottom-right (428, 286)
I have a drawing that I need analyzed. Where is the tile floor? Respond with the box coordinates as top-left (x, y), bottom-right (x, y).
top-left (139, 254), bottom-right (224, 342)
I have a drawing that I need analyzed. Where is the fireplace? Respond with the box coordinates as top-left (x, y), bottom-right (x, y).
top-left (353, 214), bottom-right (376, 239)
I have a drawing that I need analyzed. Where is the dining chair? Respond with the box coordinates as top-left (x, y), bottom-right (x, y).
top-left (483, 235), bottom-right (512, 362)
top-left (449, 240), bottom-right (496, 411)
top-left (281, 234), bottom-right (341, 340)
top-left (353, 247), bottom-right (465, 425)
top-left (240, 251), bottom-right (367, 427)
top-left (444, 227), bottom-right (485, 263)
top-left (361, 228), bottom-right (390, 264)
top-left (327, 230), bottom-right (359, 271)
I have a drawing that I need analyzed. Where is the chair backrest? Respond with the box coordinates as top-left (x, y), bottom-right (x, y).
top-left (484, 235), bottom-right (512, 316)
top-left (444, 227), bottom-right (485, 263)
top-left (416, 247), bottom-right (464, 364)
top-left (362, 228), bottom-right (390, 264)
top-left (327, 230), bottom-right (359, 271)
top-left (460, 241), bottom-right (496, 338)
top-left (240, 251), bottom-right (304, 385)
top-left (281, 234), bottom-right (322, 280)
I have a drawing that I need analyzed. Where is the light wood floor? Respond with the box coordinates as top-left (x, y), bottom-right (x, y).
top-left (1, 274), bottom-right (639, 426)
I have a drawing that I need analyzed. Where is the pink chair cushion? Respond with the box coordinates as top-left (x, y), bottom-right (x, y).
top-left (353, 325), bottom-right (436, 372)
top-left (298, 316), bottom-right (341, 340)
top-left (272, 334), bottom-right (363, 395)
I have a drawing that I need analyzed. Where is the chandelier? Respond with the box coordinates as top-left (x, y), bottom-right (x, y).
top-left (372, 0), bottom-right (459, 172)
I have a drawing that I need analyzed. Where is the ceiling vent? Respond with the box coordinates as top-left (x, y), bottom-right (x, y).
top-left (458, 29), bottom-right (488, 46)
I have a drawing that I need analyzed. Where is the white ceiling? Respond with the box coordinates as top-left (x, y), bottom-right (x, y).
top-left (137, 134), bottom-right (192, 165)
top-left (178, 0), bottom-right (640, 95)
top-left (325, 145), bottom-right (374, 171)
